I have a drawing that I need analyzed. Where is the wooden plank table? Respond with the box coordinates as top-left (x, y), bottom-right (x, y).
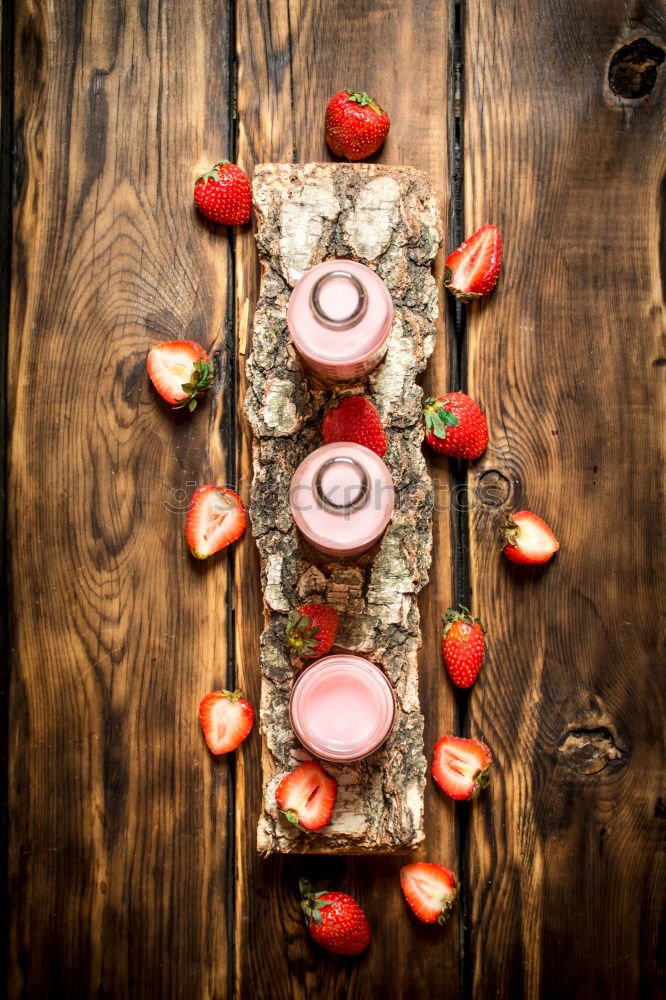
top-left (3, 1), bottom-right (664, 997)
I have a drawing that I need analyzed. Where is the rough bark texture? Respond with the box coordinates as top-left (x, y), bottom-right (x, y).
top-left (245, 163), bottom-right (442, 854)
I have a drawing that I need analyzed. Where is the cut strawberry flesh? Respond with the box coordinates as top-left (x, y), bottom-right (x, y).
top-left (400, 863), bottom-right (458, 924)
top-left (147, 341), bottom-right (204, 404)
top-left (511, 513), bottom-right (559, 560)
top-left (199, 691), bottom-right (253, 754)
top-left (452, 229), bottom-right (493, 286)
top-left (445, 225), bottom-right (502, 299)
top-left (186, 486), bottom-right (246, 559)
top-left (275, 761), bottom-right (337, 830)
top-left (432, 736), bottom-right (492, 800)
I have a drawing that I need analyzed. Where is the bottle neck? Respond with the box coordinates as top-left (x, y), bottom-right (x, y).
top-left (313, 455), bottom-right (370, 513)
top-left (309, 270), bottom-right (368, 330)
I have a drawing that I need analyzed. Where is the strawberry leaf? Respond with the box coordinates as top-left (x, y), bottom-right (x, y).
top-left (174, 358), bottom-right (214, 412)
top-left (442, 604), bottom-right (485, 636)
top-left (286, 610), bottom-right (321, 652)
top-left (196, 160), bottom-right (230, 184)
top-left (280, 809), bottom-right (307, 831)
top-left (424, 398), bottom-right (459, 439)
top-left (347, 90), bottom-right (382, 114)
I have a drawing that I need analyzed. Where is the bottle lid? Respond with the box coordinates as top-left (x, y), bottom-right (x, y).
top-left (287, 259), bottom-right (393, 368)
top-left (289, 443), bottom-right (395, 557)
top-left (289, 655), bottom-right (396, 762)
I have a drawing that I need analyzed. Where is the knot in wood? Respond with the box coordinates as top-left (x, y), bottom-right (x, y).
top-left (608, 37), bottom-right (664, 99)
top-left (476, 469), bottom-right (511, 509)
top-left (558, 727), bottom-right (627, 776)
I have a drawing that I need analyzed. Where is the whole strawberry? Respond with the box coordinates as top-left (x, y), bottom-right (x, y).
top-left (325, 90), bottom-right (390, 161)
top-left (194, 161), bottom-right (252, 225)
top-left (442, 605), bottom-right (485, 688)
top-left (286, 604), bottom-right (340, 658)
top-left (323, 396), bottom-right (387, 457)
top-left (300, 879), bottom-right (371, 956)
top-left (423, 392), bottom-right (488, 459)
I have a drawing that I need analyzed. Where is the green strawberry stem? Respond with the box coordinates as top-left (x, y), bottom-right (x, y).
top-left (300, 879), bottom-right (329, 926)
top-left (280, 809), bottom-right (307, 832)
top-left (221, 689), bottom-right (243, 702)
top-left (323, 391), bottom-right (357, 415)
top-left (347, 90), bottom-right (382, 114)
top-left (196, 160), bottom-right (231, 184)
top-left (285, 610), bottom-right (320, 654)
top-left (442, 604), bottom-right (485, 636)
top-left (424, 397), bottom-right (460, 439)
top-left (175, 358), bottom-right (214, 411)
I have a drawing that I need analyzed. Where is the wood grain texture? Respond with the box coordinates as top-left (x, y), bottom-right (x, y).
top-left (464, 1), bottom-right (666, 997)
top-left (9, 0), bottom-right (663, 995)
top-left (234, 0), bottom-right (458, 996)
top-left (8, 0), bottom-right (235, 995)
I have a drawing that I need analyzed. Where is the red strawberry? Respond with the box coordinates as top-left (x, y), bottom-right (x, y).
top-left (400, 863), bottom-right (459, 925)
top-left (199, 689), bottom-right (254, 754)
top-left (300, 879), bottom-right (371, 956)
top-left (146, 341), bottom-right (213, 411)
top-left (275, 761), bottom-right (337, 831)
top-left (442, 605), bottom-right (485, 688)
top-left (186, 485), bottom-right (246, 559)
top-left (194, 161), bottom-right (252, 225)
top-left (444, 224), bottom-right (502, 300)
top-left (325, 90), bottom-right (390, 161)
top-left (501, 511), bottom-right (559, 565)
top-left (423, 392), bottom-right (488, 459)
top-left (322, 396), bottom-right (387, 457)
top-left (432, 735), bottom-right (493, 800)
top-left (286, 604), bottom-right (340, 659)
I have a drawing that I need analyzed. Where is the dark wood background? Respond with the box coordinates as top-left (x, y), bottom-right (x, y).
top-left (3, 0), bottom-right (665, 997)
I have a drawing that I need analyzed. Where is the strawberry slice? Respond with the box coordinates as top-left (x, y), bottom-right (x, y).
top-left (444, 224), bottom-right (502, 300)
top-left (146, 340), bottom-right (213, 410)
top-left (186, 485), bottom-right (246, 559)
top-left (432, 735), bottom-right (493, 801)
top-left (275, 760), bottom-right (337, 831)
top-left (501, 510), bottom-right (559, 565)
top-left (199, 689), bottom-right (254, 754)
top-left (400, 863), bottom-right (458, 925)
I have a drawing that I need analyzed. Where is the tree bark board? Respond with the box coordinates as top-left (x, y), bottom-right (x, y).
top-left (8, 1), bottom-right (235, 995)
top-left (234, 2), bottom-right (458, 997)
top-left (246, 161), bottom-right (442, 855)
top-left (464, 2), bottom-right (666, 997)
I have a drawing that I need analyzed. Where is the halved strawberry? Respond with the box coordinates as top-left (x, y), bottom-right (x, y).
top-left (501, 510), bottom-right (559, 565)
top-left (444, 224), bottom-right (502, 301)
top-left (186, 486), bottom-right (246, 559)
top-left (400, 863), bottom-right (458, 925)
top-left (275, 761), bottom-right (337, 831)
top-left (432, 735), bottom-right (493, 801)
top-left (146, 340), bottom-right (213, 410)
top-left (199, 689), bottom-right (254, 754)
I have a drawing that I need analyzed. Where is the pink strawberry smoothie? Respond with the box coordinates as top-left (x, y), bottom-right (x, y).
top-left (286, 259), bottom-right (393, 381)
top-left (289, 442), bottom-right (395, 557)
top-left (289, 655), bottom-right (395, 762)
